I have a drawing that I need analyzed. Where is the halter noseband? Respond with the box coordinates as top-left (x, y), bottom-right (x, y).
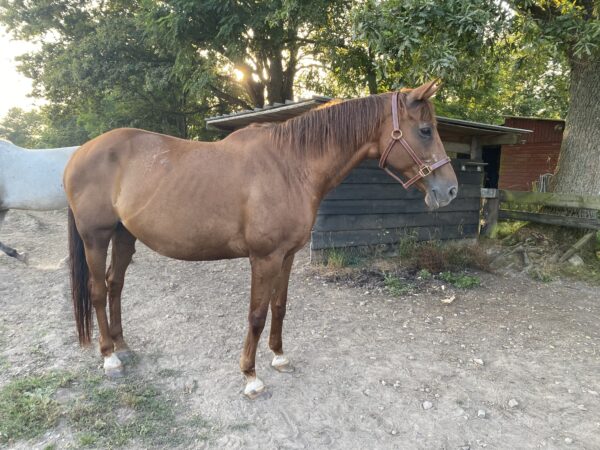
top-left (378, 92), bottom-right (451, 189)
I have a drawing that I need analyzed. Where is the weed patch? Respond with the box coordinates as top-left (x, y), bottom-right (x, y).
top-left (439, 272), bottom-right (481, 289)
top-left (68, 374), bottom-right (178, 447)
top-left (384, 274), bottom-right (413, 296)
top-left (0, 369), bottom-right (212, 448)
top-left (0, 372), bottom-right (73, 444)
top-left (322, 248), bottom-right (364, 268)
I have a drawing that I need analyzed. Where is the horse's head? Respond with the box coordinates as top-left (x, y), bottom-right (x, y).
top-left (375, 81), bottom-right (458, 210)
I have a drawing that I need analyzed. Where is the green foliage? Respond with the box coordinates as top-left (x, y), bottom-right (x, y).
top-left (351, 0), bottom-right (570, 122)
top-left (2, 0), bottom-right (592, 147)
top-left (384, 273), bottom-right (412, 296)
top-left (0, 105), bottom-right (90, 148)
top-left (0, 372), bottom-right (73, 443)
top-left (0, 1), bottom-right (224, 140)
top-left (417, 269), bottom-right (432, 280)
top-left (0, 107), bottom-right (45, 148)
top-left (439, 272), bottom-right (481, 289)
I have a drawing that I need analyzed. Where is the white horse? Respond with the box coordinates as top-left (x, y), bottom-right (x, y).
top-left (0, 139), bottom-right (78, 260)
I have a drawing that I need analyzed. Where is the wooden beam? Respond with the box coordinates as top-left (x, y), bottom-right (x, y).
top-left (314, 211), bottom-right (479, 232)
top-left (559, 232), bottom-right (595, 263)
top-left (311, 223), bottom-right (479, 249)
top-left (480, 134), bottom-right (522, 145)
top-left (499, 190), bottom-right (600, 210)
top-left (498, 210), bottom-right (600, 230)
top-left (443, 141), bottom-right (471, 154)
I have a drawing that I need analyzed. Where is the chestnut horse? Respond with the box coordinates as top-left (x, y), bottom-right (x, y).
top-left (64, 81), bottom-right (458, 398)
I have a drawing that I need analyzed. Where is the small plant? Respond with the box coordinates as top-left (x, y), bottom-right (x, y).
top-left (324, 248), bottom-right (361, 268)
top-left (529, 269), bottom-right (553, 282)
top-left (397, 234), bottom-right (418, 259)
top-left (417, 269), bottom-right (432, 280)
top-left (439, 271), bottom-right (481, 289)
top-left (384, 273), bottom-right (412, 296)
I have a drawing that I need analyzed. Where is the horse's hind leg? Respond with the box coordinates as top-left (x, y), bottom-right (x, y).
top-left (240, 252), bottom-right (286, 398)
top-left (82, 227), bottom-right (123, 376)
top-left (106, 224), bottom-right (136, 362)
top-left (0, 210), bottom-right (26, 261)
top-left (269, 254), bottom-right (295, 373)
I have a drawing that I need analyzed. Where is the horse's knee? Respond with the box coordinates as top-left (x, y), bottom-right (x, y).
top-left (271, 302), bottom-right (286, 320)
top-left (248, 310), bottom-right (267, 335)
top-left (107, 278), bottom-right (124, 296)
top-left (90, 283), bottom-right (108, 308)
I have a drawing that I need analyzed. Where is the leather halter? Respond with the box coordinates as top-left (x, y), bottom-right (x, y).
top-left (378, 92), bottom-right (451, 189)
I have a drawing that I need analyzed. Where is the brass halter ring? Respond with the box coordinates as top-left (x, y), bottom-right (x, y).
top-left (390, 129), bottom-right (403, 140)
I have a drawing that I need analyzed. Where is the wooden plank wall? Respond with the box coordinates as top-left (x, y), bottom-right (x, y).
top-left (311, 160), bottom-right (483, 250)
top-left (499, 118), bottom-right (563, 191)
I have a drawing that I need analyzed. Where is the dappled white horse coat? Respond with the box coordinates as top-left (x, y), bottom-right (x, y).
top-left (0, 139), bottom-right (78, 210)
top-left (0, 139), bottom-right (78, 258)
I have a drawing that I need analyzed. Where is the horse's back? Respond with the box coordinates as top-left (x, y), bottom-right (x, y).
top-left (64, 128), bottom-right (256, 259)
top-left (0, 141), bottom-right (78, 210)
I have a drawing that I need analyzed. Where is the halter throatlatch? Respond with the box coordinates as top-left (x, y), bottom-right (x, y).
top-left (378, 92), bottom-right (451, 189)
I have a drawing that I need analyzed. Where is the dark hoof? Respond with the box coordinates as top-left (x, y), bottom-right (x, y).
top-left (104, 366), bottom-right (125, 378)
top-left (115, 350), bottom-right (135, 363)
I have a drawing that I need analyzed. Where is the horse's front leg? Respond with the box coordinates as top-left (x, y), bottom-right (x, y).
top-left (269, 254), bottom-right (295, 372)
top-left (240, 252), bottom-right (286, 399)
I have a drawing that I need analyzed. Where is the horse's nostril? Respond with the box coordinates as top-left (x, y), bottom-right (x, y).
top-left (448, 186), bottom-right (458, 199)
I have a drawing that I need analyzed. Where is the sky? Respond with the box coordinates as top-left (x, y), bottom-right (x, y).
top-left (0, 24), bottom-right (42, 118)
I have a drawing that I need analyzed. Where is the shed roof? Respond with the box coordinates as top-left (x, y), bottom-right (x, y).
top-left (206, 95), bottom-right (532, 145)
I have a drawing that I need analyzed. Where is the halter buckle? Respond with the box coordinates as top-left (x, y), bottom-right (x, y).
top-left (390, 129), bottom-right (403, 140)
top-left (418, 165), bottom-right (432, 178)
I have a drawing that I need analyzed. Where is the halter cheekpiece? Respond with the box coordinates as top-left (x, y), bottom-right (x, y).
top-left (378, 92), bottom-right (451, 189)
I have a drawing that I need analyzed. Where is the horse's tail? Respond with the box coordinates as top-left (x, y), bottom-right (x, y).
top-left (68, 207), bottom-right (92, 345)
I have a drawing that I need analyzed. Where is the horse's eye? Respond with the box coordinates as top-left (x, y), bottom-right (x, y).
top-left (419, 127), bottom-right (432, 138)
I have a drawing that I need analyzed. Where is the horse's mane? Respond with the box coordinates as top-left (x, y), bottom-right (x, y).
top-left (270, 92), bottom-right (435, 160)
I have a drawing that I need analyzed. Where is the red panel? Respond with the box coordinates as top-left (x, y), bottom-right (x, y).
top-left (499, 118), bottom-right (564, 191)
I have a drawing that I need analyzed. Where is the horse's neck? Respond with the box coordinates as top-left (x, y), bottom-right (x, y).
top-left (304, 140), bottom-right (376, 200)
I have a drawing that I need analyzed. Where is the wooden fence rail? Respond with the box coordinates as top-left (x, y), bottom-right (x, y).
top-left (481, 188), bottom-right (600, 235)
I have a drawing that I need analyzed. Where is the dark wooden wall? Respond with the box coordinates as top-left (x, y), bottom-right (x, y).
top-left (311, 160), bottom-right (483, 251)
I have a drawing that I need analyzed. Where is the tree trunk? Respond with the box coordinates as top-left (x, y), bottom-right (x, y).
top-left (551, 57), bottom-right (600, 196)
top-left (366, 47), bottom-right (378, 95)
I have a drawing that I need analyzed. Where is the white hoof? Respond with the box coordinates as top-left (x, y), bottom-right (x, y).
top-left (271, 354), bottom-right (293, 372)
top-left (244, 376), bottom-right (266, 399)
top-left (103, 353), bottom-right (123, 377)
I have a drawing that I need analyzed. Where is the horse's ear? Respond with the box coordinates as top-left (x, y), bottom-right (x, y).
top-left (406, 80), bottom-right (441, 103)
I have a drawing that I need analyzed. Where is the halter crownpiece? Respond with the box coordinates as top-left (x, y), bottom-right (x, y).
top-left (378, 92), bottom-right (451, 189)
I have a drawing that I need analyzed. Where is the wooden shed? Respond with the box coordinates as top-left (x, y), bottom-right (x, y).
top-left (206, 96), bottom-right (531, 259)
top-left (497, 117), bottom-right (564, 191)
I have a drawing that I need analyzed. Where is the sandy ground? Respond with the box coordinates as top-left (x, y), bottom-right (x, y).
top-left (1, 209), bottom-right (599, 449)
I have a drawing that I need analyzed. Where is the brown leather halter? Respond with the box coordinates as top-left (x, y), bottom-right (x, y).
top-left (379, 92), bottom-right (451, 189)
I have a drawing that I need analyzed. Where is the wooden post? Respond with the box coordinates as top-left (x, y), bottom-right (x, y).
top-left (481, 188), bottom-right (499, 237)
top-left (470, 136), bottom-right (482, 161)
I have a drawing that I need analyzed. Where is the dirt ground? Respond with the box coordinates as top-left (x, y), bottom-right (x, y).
top-left (1, 209), bottom-right (599, 449)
